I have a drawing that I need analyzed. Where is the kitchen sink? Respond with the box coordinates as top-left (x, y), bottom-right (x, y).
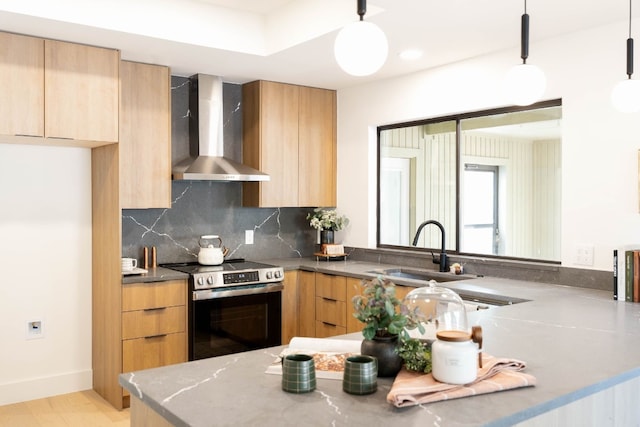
top-left (368, 268), bottom-right (470, 283)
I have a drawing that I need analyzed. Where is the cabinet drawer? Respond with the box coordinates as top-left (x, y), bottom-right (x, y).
top-left (122, 306), bottom-right (186, 340)
top-left (315, 274), bottom-right (346, 301)
top-left (122, 332), bottom-right (187, 396)
top-left (315, 321), bottom-right (346, 338)
top-left (122, 280), bottom-right (186, 311)
top-left (315, 297), bottom-right (346, 327)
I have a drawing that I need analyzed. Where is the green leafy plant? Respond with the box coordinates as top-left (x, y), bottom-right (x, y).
top-left (352, 276), bottom-right (410, 340)
top-left (307, 208), bottom-right (349, 231)
top-left (397, 338), bottom-right (432, 373)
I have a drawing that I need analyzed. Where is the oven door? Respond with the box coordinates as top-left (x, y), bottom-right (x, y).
top-left (189, 283), bottom-right (282, 360)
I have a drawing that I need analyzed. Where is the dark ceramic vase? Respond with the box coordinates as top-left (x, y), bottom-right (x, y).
top-left (320, 229), bottom-right (335, 244)
top-left (360, 334), bottom-right (403, 377)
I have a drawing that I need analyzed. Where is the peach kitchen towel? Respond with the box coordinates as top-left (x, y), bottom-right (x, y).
top-left (387, 353), bottom-right (536, 408)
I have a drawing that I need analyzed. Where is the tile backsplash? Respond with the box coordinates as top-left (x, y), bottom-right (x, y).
top-left (122, 76), bottom-right (317, 264)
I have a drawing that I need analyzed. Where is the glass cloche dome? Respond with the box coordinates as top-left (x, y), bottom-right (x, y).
top-left (402, 281), bottom-right (470, 342)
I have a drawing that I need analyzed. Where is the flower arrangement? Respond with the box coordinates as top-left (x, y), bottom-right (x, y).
top-left (307, 208), bottom-right (349, 231)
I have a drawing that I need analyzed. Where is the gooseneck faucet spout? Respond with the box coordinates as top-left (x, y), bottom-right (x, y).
top-left (412, 220), bottom-right (449, 272)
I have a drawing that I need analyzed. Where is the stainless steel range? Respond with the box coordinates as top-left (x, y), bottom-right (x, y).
top-left (162, 260), bottom-right (284, 360)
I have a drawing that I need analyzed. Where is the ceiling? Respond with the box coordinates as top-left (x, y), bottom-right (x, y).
top-left (0, 0), bottom-right (635, 89)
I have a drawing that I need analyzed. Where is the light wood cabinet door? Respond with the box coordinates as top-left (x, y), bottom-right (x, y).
top-left (315, 273), bottom-right (347, 301)
top-left (281, 270), bottom-right (299, 345)
top-left (119, 61), bottom-right (171, 208)
top-left (122, 280), bottom-right (186, 311)
top-left (315, 273), bottom-right (347, 337)
top-left (297, 271), bottom-right (316, 337)
top-left (122, 332), bottom-right (187, 397)
top-left (395, 285), bottom-right (413, 302)
top-left (243, 80), bottom-right (299, 207)
top-left (0, 32), bottom-right (44, 138)
top-left (45, 39), bottom-right (119, 143)
top-left (122, 306), bottom-right (186, 340)
top-left (315, 322), bottom-right (346, 338)
top-left (242, 80), bottom-right (336, 208)
top-left (121, 279), bottom-right (187, 402)
top-left (298, 86), bottom-right (336, 207)
top-left (346, 277), bottom-right (364, 334)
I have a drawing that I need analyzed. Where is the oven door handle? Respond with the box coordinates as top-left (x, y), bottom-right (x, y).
top-left (192, 282), bottom-right (284, 301)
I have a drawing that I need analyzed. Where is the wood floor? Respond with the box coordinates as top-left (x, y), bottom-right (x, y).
top-left (0, 390), bottom-right (130, 427)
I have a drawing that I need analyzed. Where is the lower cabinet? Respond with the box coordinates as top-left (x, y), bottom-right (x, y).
top-left (294, 271), bottom-right (414, 339)
top-left (315, 273), bottom-right (347, 338)
top-left (281, 270), bottom-right (299, 345)
top-left (121, 280), bottom-right (187, 406)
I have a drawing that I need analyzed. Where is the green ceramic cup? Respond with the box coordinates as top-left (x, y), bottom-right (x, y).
top-left (282, 354), bottom-right (316, 393)
top-left (343, 355), bottom-right (378, 395)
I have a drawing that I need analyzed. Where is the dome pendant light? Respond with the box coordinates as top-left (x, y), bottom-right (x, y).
top-left (334, 0), bottom-right (388, 76)
top-left (611, 0), bottom-right (640, 113)
top-left (504, 0), bottom-right (547, 106)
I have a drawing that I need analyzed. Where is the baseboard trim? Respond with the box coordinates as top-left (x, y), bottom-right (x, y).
top-left (0, 369), bottom-right (93, 406)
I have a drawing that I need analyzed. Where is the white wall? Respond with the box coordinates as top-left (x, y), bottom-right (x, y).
top-left (337, 20), bottom-right (640, 272)
top-left (0, 143), bottom-right (92, 405)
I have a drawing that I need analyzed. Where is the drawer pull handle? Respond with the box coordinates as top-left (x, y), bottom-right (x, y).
top-left (322, 322), bottom-right (337, 327)
top-left (322, 297), bottom-right (337, 302)
top-left (143, 307), bottom-right (167, 312)
top-left (144, 334), bottom-right (167, 339)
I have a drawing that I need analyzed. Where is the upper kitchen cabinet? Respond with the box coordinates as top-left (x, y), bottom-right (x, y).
top-left (0, 32), bottom-right (44, 138)
top-left (242, 80), bottom-right (336, 208)
top-left (119, 61), bottom-right (172, 209)
top-left (298, 86), bottom-right (337, 207)
top-left (45, 39), bottom-right (119, 145)
top-left (0, 32), bottom-right (120, 147)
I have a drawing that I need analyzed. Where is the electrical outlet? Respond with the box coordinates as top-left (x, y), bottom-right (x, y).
top-left (575, 245), bottom-right (594, 266)
top-left (245, 230), bottom-right (254, 245)
top-left (26, 320), bottom-right (44, 340)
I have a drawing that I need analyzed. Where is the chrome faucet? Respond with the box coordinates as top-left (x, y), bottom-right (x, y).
top-left (412, 220), bottom-right (449, 272)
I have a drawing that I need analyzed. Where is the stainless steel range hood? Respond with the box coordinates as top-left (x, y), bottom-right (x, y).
top-left (172, 74), bottom-right (269, 181)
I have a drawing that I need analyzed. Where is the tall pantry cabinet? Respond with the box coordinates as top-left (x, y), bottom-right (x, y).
top-left (242, 80), bottom-right (337, 208)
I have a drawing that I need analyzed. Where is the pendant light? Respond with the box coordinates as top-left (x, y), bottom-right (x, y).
top-left (334, 0), bottom-right (388, 76)
top-left (611, 0), bottom-right (640, 113)
top-left (504, 0), bottom-right (547, 106)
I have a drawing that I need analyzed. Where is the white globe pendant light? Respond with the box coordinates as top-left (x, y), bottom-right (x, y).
top-left (334, 0), bottom-right (388, 76)
top-left (612, 0), bottom-right (640, 113)
top-left (504, 0), bottom-right (547, 106)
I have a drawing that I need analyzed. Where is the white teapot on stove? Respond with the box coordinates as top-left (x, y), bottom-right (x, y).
top-left (197, 235), bottom-right (229, 265)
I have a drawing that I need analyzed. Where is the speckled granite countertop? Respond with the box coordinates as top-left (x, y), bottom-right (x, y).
top-left (119, 258), bottom-right (640, 426)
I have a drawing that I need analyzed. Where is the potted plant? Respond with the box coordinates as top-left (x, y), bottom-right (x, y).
top-left (307, 208), bottom-right (349, 244)
top-left (351, 276), bottom-right (411, 377)
top-left (352, 276), bottom-right (434, 376)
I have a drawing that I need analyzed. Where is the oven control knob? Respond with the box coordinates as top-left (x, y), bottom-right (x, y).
top-left (197, 277), bottom-right (205, 286)
top-left (207, 276), bottom-right (214, 285)
top-left (266, 271), bottom-right (273, 279)
top-left (275, 270), bottom-right (282, 279)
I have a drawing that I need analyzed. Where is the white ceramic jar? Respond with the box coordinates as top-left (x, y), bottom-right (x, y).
top-left (432, 329), bottom-right (481, 385)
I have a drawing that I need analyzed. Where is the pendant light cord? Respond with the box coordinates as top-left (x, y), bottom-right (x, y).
top-left (521, 0), bottom-right (530, 63)
top-left (627, 0), bottom-right (634, 78)
top-left (629, 0), bottom-right (632, 39)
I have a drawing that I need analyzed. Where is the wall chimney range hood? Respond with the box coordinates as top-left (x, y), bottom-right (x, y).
top-left (172, 74), bottom-right (269, 181)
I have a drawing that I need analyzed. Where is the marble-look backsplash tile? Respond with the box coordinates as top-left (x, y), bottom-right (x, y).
top-left (122, 76), bottom-right (317, 264)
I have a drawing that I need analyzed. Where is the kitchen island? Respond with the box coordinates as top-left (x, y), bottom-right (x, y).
top-left (120, 261), bottom-right (640, 426)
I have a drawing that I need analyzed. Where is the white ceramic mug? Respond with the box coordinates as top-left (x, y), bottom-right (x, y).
top-left (121, 257), bottom-right (137, 271)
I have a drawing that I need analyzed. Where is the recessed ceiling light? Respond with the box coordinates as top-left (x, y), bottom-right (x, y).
top-left (399, 49), bottom-right (423, 61)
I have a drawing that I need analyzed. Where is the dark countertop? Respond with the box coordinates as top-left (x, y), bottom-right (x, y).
top-left (121, 266), bottom-right (189, 284)
top-left (119, 257), bottom-right (640, 426)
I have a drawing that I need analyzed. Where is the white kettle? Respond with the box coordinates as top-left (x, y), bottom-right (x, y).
top-left (197, 235), bottom-right (229, 265)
